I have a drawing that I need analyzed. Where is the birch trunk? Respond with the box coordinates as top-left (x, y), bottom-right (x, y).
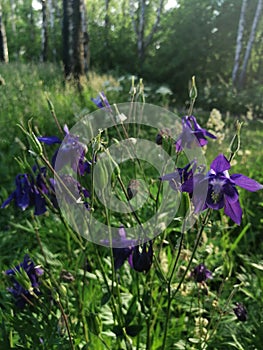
top-left (238, 0), bottom-right (263, 88)
top-left (0, 3), bottom-right (9, 62)
top-left (232, 0), bottom-right (247, 85)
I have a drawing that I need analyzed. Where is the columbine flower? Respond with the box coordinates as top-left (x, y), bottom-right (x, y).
top-left (129, 241), bottom-right (153, 273)
top-left (191, 263), bottom-right (212, 283)
top-left (160, 161), bottom-right (197, 192)
top-left (38, 125), bottom-right (90, 176)
top-left (1, 167), bottom-right (49, 215)
top-left (233, 302), bottom-right (248, 321)
top-left (91, 91), bottom-right (111, 110)
top-left (5, 254), bottom-right (44, 308)
top-left (176, 116), bottom-right (216, 152)
top-left (109, 227), bottom-right (136, 270)
top-left (204, 154), bottom-right (263, 225)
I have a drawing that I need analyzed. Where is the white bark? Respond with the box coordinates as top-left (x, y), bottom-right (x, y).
top-left (0, 3), bottom-right (9, 62)
top-left (232, 0), bottom-right (247, 84)
top-left (238, 0), bottom-right (263, 88)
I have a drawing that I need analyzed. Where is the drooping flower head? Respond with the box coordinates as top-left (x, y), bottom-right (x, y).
top-left (191, 263), bottom-right (212, 283)
top-left (176, 116), bottom-right (216, 152)
top-left (101, 226), bottom-right (136, 270)
top-left (204, 154), bottom-right (263, 224)
top-left (5, 255), bottom-right (44, 308)
top-left (1, 167), bottom-right (49, 216)
top-left (129, 241), bottom-right (153, 273)
top-left (233, 302), bottom-right (248, 321)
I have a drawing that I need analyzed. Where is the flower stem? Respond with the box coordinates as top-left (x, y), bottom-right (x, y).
top-left (161, 209), bottom-right (211, 350)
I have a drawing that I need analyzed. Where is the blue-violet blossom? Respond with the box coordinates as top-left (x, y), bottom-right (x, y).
top-left (191, 263), bottom-right (212, 283)
top-left (176, 115), bottom-right (216, 152)
top-left (38, 125), bottom-right (90, 176)
top-left (5, 254), bottom-right (44, 308)
top-left (1, 167), bottom-right (49, 215)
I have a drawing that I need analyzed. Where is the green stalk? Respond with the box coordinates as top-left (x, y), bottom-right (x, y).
top-left (161, 209), bottom-right (211, 350)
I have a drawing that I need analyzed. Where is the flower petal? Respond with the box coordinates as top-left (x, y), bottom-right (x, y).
top-left (210, 154), bottom-right (230, 172)
top-left (38, 136), bottom-right (61, 145)
top-left (223, 183), bottom-right (239, 202)
top-left (230, 174), bottom-right (263, 192)
top-left (224, 198), bottom-right (242, 225)
top-left (1, 191), bottom-right (15, 208)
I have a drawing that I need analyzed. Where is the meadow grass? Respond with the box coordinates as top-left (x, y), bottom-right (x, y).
top-left (0, 63), bottom-right (263, 349)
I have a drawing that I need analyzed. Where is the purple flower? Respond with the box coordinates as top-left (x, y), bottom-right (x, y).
top-left (129, 241), bottom-right (153, 273)
top-left (91, 91), bottom-right (111, 110)
top-left (1, 167), bottom-right (49, 216)
top-left (204, 154), bottom-right (262, 225)
top-left (5, 254), bottom-right (44, 308)
top-left (233, 302), bottom-right (248, 321)
top-left (38, 125), bottom-right (90, 176)
top-left (191, 263), bottom-right (212, 283)
top-left (176, 116), bottom-right (216, 152)
top-left (105, 227), bottom-right (136, 270)
top-left (160, 161), bottom-right (197, 191)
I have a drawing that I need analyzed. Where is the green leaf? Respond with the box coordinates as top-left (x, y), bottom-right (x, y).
top-left (86, 313), bottom-right (102, 335)
top-left (101, 292), bottom-right (111, 306)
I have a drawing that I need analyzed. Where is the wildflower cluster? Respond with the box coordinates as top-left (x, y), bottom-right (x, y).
top-left (1, 87), bottom-right (262, 350)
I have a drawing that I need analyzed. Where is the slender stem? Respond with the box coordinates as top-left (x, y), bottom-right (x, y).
top-left (161, 210), bottom-right (211, 350)
top-left (56, 298), bottom-right (75, 350)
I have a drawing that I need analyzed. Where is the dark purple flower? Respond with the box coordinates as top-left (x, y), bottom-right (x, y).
top-left (91, 91), bottom-right (111, 110)
top-left (160, 161), bottom-right (197, 191)
top-left (38, 125), bottom-right (90, 176)
top-left (176, 116), bottom-right (216, 152)
top-left (191, 263), bottom-right (212, 283)
top-left (1, 167), bottom-right (49, 216)
top-left (111, 227), bottom-right (136, 269)
top-left (5, 254), bottom-right (44, 308)
top-left (204, 154), bottom-right (262, 224)
top-left (233, 302), bottom-right (248, 321)
top-left (129, 241), bottom-right (153, 273)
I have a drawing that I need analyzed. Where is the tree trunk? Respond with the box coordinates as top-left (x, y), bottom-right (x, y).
top-left (238, 0), bottom-right (263, 89)
top-left (41, 0), bottom-right (48, 62)
top-left (232, 0), bottom-right (247, 85)
top-left (0, 3), bottom-right (9, 62)
top-left (62, 0), bottom-right (72, 78)
top-left (72, 0), bottom-right (85, 81)
top-left (81, 1), bottom-right (89, 73)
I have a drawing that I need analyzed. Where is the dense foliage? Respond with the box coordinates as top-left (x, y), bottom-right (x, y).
top-left (1, 0), bottom-right (263, 114)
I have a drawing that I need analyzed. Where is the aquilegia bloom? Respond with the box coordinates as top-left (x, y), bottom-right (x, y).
top-left (233, 302), bottom-right (248, 321)
top-left (160, 161), bottom-right (197, 192)
top-left (191, 263), bottom-right (212, 283)
top-left (38, 125), bottom-right (90, 176)
top-left (91, 91), bottom-right (111, 110)
top-left (5, 254), bottom-right (44, 308)
top-left (204, 154), bottom-right (263, 225)
top-left (1, 167), bottom-right (49, 215)
top-left (129, 241), bottom-right (153, 273)
top-left (176, 115), bottom-right (216, 152)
